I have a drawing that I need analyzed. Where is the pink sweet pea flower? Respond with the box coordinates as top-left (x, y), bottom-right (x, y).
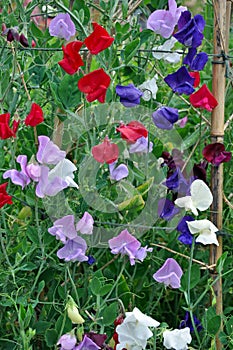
top-left (92, 137), bottom-right (119, 164)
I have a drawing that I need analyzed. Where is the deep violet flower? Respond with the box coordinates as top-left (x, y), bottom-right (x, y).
top-left (109, 161), bottom-right (129, 181)
top-left (183, 48), bottom-right (208, 71)
top-left (0, 183), bottom-right (13, 208)
top-left (116, 84), bottom-right (143, 107)
top-left (147, 0), bottom-right (186, 39)
top-left (78, 69), bottom-right (111, 103)
top-left (163, 167), bottom-right (189, 194)
top-left (193, 161), bottom-right (207, 182)
top-left (76, 335), bottom-right (100, 350)
top-left (48, 215), bottom-right (77, 243)
top-left (180, 311), bottom-right (203, 332)
top-left (116, 121), bottom-right (148, 143)
top-left (202, 143), bottom-right (232, 166)
top-left (189, 84), bottom-right (218, 111)
top-left (92, 137), bottom-right (119, 164)
top-left (164, 66), bottom-right (195, 95)
top-left (177, 215), bottom-right (195, 245)
top-left (152, 106), bottom-right (179, 130)
top-left (58, 41), bottom-right (84, 75)
top-left (24, 102), bottom-right (44, 127)
top-left (158, 198), bottom-right (180, 221)
top-left (57, 237), bottom-right (89, 262)
top-left (84, 22), bottom-right (114, 54)
top-left (173, 11), bottom-right (205, 48)
top-left (153, 258), bottom-right (183, 289)
top-left (49, 13), bottom-right (76, 41)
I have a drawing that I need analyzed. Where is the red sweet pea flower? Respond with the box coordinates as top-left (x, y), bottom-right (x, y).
top-left (58, 41), bottom-right (84, 75)
top-left (202, 143), bottom-right (232, 166)
top-left (92, 137), bottom-right (119, 164)
top-left (78, 69), bottom-right (111, 103)
top-left (84, 22), bottom-right (114, 55)
top-left (189, 71), bottom-right (200, 88)
top-left (24, 102), bottom-right (44, 127)
top-left (0, 113), bottom-right (17, 139)
top-left (116, 121), bottom-right (148, 143)
top-left (0, 182), bottom-right (13, 208)
top-left (189, 84), bottom-right (218, 111)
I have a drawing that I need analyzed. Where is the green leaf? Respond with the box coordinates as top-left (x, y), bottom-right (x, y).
top-left (100, 302), bottom-right (118, 326)
top-left (140, 29), bottom-right (154, 45)
top-left (89, 276), bottom-right (102, 296)
top-left (136, 177), bottom-right (154, 196)
top-left (124, 38), bottom-right (140, 64)
top-left (181, 264), bottom-right (200, 291)
top-left (19, 262), bottom-right (37, 271)
top-left (181, 128), bottom-right (202, 151)
top-left (26, 227), bottom-right (40, 245)
top-left (99, 284), bottom-right (113, 296)
top-left (118, 194), bottom-right (145, 211)
top-left (33, 321), bottom-right (52, 335)
top-left (207, 315), bottom-right (221, 335)
top-left (45, 329), bottom-right (58, 347)
top-left (58, 74), bottom-right (81, 109)
top-left (216, 251), bottom-right (228, 274)
top-left (226, 316), bottom-right (233, 335)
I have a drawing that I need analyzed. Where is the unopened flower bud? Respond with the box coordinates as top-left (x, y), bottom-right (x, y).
top-left (66, 297), bottom-right (85, 324)
top-left (19, 33), bottom-right (29, 47)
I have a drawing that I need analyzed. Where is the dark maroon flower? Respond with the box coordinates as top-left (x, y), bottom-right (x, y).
top-left (193, 161), bottom-right (207, 182)
top-left (19, 33), bottom-right (29, 47)
top-left (202, 143), bottom-right (232, 166)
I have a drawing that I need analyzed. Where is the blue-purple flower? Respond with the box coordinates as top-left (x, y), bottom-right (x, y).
top-left (153, 258), bottom-right (183, 289)
top-left (158, 198), bottom-right (180, 221)
top-left (183, 48), bottom-right (208, 71)
top-left (57, 237), bottom-right (89, 262)
top-left (49, 13), bottom-right (76, 41)
top-left (180, 312), bottom-right (203, 332)
top-left (163, 168), bottom-right (189, 194)
top-left (116, 84), bottom-right (143, 107)
top-left (164, 66), bottom-right (195, 95)
top-left (152, 106), bottom-right (179, 130)
top-left (173, 11), bottom-right (205, 48)
top-left (177, 215), bottom-right (195, 245)
top-left (76, 335), bottom-right (100, 350)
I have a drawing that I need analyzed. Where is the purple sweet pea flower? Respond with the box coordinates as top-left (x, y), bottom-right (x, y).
top-left (147, 0), bottom-right (186, 39)
top-left (158, 198), bottom-right (180, 221)
top-left (84, 333), bottom-right (107, 348)
top-left (57, 236), bottom-right (89, 262)
top-left (3, 155), bottom-right (31, 189)
top-left (26, 163), bottom-right (41, 181)
top-left (108, 229), bottom-right (152, 265)
top-left (36, 135), bottom-right (66, 165)
top-left (163, 168), bottom-right (189, 194)
top-left (180, 312), bottom-right (203, 332)
top-left (183, 48), bottom-right (208, 71)
top-left (164, 66), bottom-right (195, 95)
top-left (129, 136), bottom-right (153, 153)
top-left (109, 161), bottom-right (129, 181)
top-left (48, 215), bottom-right (77, 243)
top-left (35, 165), bottom-right (68, 198)
top-left (153, 258), bottom-right (183, 288)
top-left (76, 212), bottom-right (94, 235)
top-left (57, 333), bottom-right (77, 350)
top-left (76, 335), bottom-right (100, 350)
top-left (173, 11), bottom-right (205, 48)
top-left (49, 13), bottom-right (76, 41)
top-left (152, 106), bottom-right (179, 130)
top-left (116, 84), bottom-right (143, 107)
top-left (177, 215), bottom-right (195, 245)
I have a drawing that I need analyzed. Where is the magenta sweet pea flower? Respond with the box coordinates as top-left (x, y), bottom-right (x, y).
top-left (109, 161), bottom-right (129, 181)
top-left (76, 212), bottom-right (94, 235)
top-left (202, 143), bottom-right (232, 166)
top-left (36, 136), bottom-right (66, 165)
top-left (48, 215), bottom-right (77, 243)
top-left (57, 333), bottom-right (77, 350)
top-left (116, 84), bottom-right (143, 107)
top-left (164, 66), bottom-right (195, 95)
top-left (147, 0), bottom-right (186, 38)
top-left (152, 106), bottom-right (179, 130)
top-left (153, 258), bottom-right (183, 288)
top-left (57, 237), bottom-right (89, 262)
top-left (49, 13), bottom-right (76, 41)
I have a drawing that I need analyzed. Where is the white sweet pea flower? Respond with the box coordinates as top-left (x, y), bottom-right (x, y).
top-left (152, 37), bottom-right (182, 64)
top-left (116, 307), bottom-right (160, 350)
top-left (48, 158), bottom-right (79, 189)
top-left (163, 327), bottom-right (192, 350)
top-left (187, 219), bottom-right (219, 246)
top-left (174, 179), bottom-right (213, 216)
top-left (138, 76), bottom-right (158, 101)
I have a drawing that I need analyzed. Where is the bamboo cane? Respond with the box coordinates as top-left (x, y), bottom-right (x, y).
top-left (210, 1), bottom-right (230, 349)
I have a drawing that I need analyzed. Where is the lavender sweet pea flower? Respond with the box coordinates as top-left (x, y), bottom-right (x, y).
top-left (36, 135), bottom-right (66, 165)
top-left (153, 258), bottom-right (183, 288)
top-left (177, 215), bottom-right (195, 245)
top-left (183, 48), bottom-right (208, 71)
top-left (49, 13), bottom-right (76, 41)
top-left (26, 163), bottom-right (41, 181)
top-left (76, 212), bottom-right (94, 235)
top-left (109, 161), bottom-right (129, 181)
top-left (164, 66), bottom-right (195, 95)
top-left (147, 0), bottom-right (186, 39)
top-left (57, 333), bottom-right (77, 350)
top-left (174, 11), bottom-right (205, 48)
top-left (35, 166), bottom-right (68, 198)
top-left (3, 155), bottom-right (31, 189)
top-left (48, 159), bottom-right (78, 188)
top-left (48, 215), bottom-right (77, 243)
top-left (158, 198), bottom-right (180, 221)
top-left (57, 237), bottom-right (89, 262)
top-left (152, 106), bottom-right (179, 130)
top-left (129, 136), bottom-right (153, 154)
top-left (116, 84), bottom-right (143, 107)
top-left (76, 335), bottom-right (100, 350)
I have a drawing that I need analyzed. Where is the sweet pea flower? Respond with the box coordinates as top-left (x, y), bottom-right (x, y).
top-left (36, 135), bottom-right (66, 165)
top-left (163, 168), bottom-right (189, 194)
top-left (187, 219), bottom-right (219, 246)
top-left (138, 76), bottom-right (158, 101)
top-left (84, 22), bottom-right (114, 54)
top-left (129, 136), bottom-right (153, 154)
top-left (163, 327), bottom-right (192, 349)
top-left (180, 312), bottom-right (202, 333)
top-left (174, 179), bottom-right (213, 216)
top-left (147, 0), bottom-right (186, 39)
top-left (92, 137), bottom-right (119, 164)
top-left (116, 307), bottom-right (160, 350)
top-left (48, 215), bottom-right (77, 243)
top-left (49, 13), bottom-right (76, 41)
top-left (189, 84), bottom-right (218, 111)
top-left (57, 236), bottom-right (89, 262)
top-left (84, 333), bottom-right (107, 348)
top-left (58, 41), bottom-right (84, 75)
top-left (116, 121), bottom-right (148, 143)
top-left (202, 143), bottom-right (232, 166)
top-left (152, 37), bottom-right (182, 63)
top-left (0, 183), bottom-right (13, 208)
top-left (164, 66), bottom-right (195, 95)
top-left (108, 229), bottom-right (152, 265)
top-left (24, 102), bottom-right (44, 127)
top-left (158, 198), bottom-right (180, 221)
top-left (76, 335), bottom-right (100, 350)
top-left (152, 106), bottom-right (179, 130)
top-left (66, 296), bottom-right (85, 324)
top-left (35, 165), bottom-right (68, 198)
top-left (153, 258), bottom-right (183, 289)
top-left (174, 11), bottom-right (205, 48)
top-left (176, 116), bottom-right (188, 128)
top-left (109, 161), bottom-right (129, 181)
top-left (57, 333), bottom-right (77, 350)
top-left (189, 72), bottom-right (200, 88)
top-left (3, 155), bottom-right (31, 189)
top-left (177, 215), bottom-right (195, 245)
top-left (116, 84), bottom-right (143, 107)
top-left (183, 48), bottom-right (208, 71)
top-left (76, 212), bottom-right (94, 235)
top-left (0, 113), bottom-right (17, 139)
top-left (78, 69), bottom-right (111, 103)
top-left (48, 158), bottom-right (79, 188)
